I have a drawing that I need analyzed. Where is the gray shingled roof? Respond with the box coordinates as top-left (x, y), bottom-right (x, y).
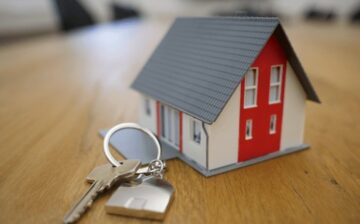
top-left (132, 17), bottom-right (320, 124)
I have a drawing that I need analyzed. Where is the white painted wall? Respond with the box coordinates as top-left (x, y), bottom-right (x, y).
top-left (280, 62), bottom-right (307, 150)
top-left (182, 114), bottom-right (207, 168)
top-left (206, 85), bottom-right (241, 170)
top-left (138, 96), bottom-right (207, 168)
top-left (140, 63), bottom-right (307, 169)
top-left (138, 95), bottom-right (157, 134)
top-left (140, 62), bottom-right (307, 170)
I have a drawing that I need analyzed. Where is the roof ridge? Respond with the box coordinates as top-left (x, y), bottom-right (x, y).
top-left (132, 16), bottom-right (318, 124)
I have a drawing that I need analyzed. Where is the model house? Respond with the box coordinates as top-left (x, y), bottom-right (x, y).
top-left (131, 17), bottom-right (320, 176)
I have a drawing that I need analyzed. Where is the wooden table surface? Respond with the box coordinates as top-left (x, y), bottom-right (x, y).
top-left (0, 19), bottom-right (359, 224)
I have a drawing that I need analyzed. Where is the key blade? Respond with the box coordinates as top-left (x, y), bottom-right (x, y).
top-left (86, 160), bottom-right (141, 183)
top-left (64, 160), bottom-right (141, 223)
top-left (63, 181), bottom-right (102, 224)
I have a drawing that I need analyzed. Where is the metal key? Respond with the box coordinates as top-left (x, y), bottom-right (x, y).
top-left (63, 160), bottom-right (141, 224)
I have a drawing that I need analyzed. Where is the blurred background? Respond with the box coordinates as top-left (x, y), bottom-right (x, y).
top-left (0, 0), bottom-right (359, 45)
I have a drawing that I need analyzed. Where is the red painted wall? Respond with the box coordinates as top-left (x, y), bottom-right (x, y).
top-left (238, 34), bottom-right (287, 162)
top-left (156, 101), bottom-right (161, 136)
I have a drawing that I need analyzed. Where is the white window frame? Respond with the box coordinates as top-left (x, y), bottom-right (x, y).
top-left (144, 98), bottom-right (151, 116)
top-left (269, 114), bottom-right (277, 134)
top-left (167, 107), bottom-right (173, 142)
top-left (269, 65), bottom-right (283, 104)
top-left (191, 119), bottom-right (201, 144)
top-left (174, 111), bottom-right (180, 147)
top-left (244, 67), bottom-right (259, 109)
top-left (245, 119), bottom-right (253, 140)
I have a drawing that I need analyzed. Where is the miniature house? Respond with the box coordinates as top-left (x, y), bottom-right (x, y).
top-left (131, 17), bottom-right (320, 176)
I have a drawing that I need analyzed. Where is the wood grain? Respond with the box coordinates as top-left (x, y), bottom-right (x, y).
top-left (0, 19), bottom-right (359, 224)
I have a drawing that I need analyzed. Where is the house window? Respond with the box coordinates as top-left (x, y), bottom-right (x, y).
top-left (144, 98), bottom-right (151, 116)
top-left (269, 66), bottom-right (282, 103)
top-left (269, 114), bottom-right (277, 134)
top-left (244, 68), bottom-right (258, 108)
top-left (245, 119), bottom-right (253, 140)
top-left (192, 119), bottom-right (201, 144)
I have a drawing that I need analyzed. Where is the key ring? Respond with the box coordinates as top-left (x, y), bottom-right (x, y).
top-left (103, 123), bottom-right (162, 167)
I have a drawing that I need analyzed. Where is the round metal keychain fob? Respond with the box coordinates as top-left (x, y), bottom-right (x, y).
top-left (102, 123), bottom-right (174, 220)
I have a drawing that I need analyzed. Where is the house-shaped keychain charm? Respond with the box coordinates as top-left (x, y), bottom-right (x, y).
top-left (104, 17), bottom-right (320, 176)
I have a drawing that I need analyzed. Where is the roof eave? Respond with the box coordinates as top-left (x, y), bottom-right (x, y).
top-left (274, 25), bottom-right (321, 103)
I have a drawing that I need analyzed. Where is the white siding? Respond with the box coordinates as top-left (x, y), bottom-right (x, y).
top-left (138, 95), bottom-right (157, 133)
top-left (138, 62), bottom-right (307, 170)
top-left (280, 62), bottom-right (306, 150)
top-left (206, 85), bottom-right (240, 170)
top-left (182, 114), bottom-right (207, 168)
top-left (138, 96), bottom-right (207, 167)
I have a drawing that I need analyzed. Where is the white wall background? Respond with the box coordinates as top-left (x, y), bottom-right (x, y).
top-left (0, 1), bottom-right (57, 37)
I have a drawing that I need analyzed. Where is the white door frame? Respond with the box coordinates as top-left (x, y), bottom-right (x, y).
top-left (160, 104), bottom-right (180, 149)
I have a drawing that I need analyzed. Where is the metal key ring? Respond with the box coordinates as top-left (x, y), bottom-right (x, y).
top-left (103, 123), bottom-right (161, 167)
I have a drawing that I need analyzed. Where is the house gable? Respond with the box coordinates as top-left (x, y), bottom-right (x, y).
top-left (132, 17), bottom-right (319, 125)
top-left (238, 33), bottom-right (287, 161)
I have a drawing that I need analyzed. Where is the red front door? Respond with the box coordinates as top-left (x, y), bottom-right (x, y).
top-left (238, 34), bottom-right (287, 162)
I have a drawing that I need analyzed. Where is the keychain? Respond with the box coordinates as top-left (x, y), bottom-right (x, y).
top-left (63, 123), bottom-right (174, 223)
top-left (103, 123), bottom-right (174, 220)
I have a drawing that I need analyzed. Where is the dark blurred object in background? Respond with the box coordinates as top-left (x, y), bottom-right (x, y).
top-left (349, 5), bottom-right (360, 23)
top-left (53, 0), bottom-right (95, 31)
top-left (111, 3), bottom-right (140, 21)
top-left (214, 7), bottom-right (280, 18)
top-left (304, 7), bottom-right (337, 22)
top-left (1, 0), bottom-right (359, 46)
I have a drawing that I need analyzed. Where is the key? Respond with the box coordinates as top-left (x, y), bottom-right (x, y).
top-left (63, 160), bottom-right (141, 224)
top-left (105, 176), bottom-right (174, 220)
